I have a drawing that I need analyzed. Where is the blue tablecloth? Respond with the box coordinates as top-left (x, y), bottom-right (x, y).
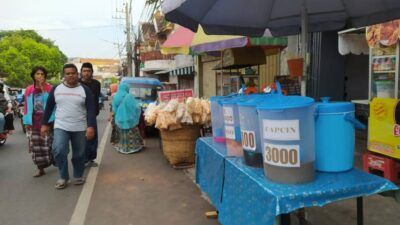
top-left (195, 137), bottom-right (399, 225)
top-left (195, 137), bottom-right (229, 210)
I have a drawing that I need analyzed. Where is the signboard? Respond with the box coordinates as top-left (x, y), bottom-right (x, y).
top-left (262, 119), bottom-right (300, 141)
top-left (223, 107), bottom-right (234, 125)
top-left (366, 19), bottom-right (400, 47)
top-left (158, 89), bottom-right (193, 103)
top-left (369, 98), bottom-right (400, 159)
top-left (225, 126), bottom-right (236, 140)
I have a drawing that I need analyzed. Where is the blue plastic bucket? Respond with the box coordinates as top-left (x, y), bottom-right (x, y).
top-left (210, 96), bottom-right (227, 143)
top-left (315, 97), bottom-right (365, 172)
top-left (237, 94), bottom-right (271, 167)
top-left (221, 95), bottom-right (248, 156)
top-left (257, 95), bottom-right (316, 184)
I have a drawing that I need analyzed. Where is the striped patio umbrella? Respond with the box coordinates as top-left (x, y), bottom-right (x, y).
top-left (161, 25), bottom-right (287, 55)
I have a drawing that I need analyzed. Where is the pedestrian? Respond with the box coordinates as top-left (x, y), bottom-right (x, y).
top-left (111, 83), bottom-right (143, 154)
top-left (41, 63), bottom-right (96, 189)
top-left (79, 62), bottom-right (101, 167)
top-left (108, 83), bottom-right (119, 145)
top-left (23, 66), bottom-right (55, 177)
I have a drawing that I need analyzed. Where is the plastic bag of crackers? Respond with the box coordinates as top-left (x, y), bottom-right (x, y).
top-left (145, 97), bottom-right (211, 131)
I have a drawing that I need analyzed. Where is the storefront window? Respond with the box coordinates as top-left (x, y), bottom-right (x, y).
top-left (216, 71), bottom-right (259, 95)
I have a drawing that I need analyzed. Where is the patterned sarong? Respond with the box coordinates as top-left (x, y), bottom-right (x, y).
top-left (28, 130), bottom-right (53, 169)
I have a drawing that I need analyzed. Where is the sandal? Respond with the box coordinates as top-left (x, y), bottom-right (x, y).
top-left (73, 177), bottom-right (85, 185)
top-left (54, 179), bottom-right (67, 189)
top-left (33, 170), bottom-right (45, 177)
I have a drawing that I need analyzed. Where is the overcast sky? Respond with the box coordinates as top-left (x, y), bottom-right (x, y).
top-left (0, 0), bottom-right (147, 59)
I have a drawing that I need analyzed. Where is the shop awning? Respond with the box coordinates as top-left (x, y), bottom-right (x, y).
top-left (338, 33), bottom-right (369, 55)
top-left (154, 70), bottom-right (171, 75)
top-left (213, 47), bottom-right (266, 70)
top-left (169, 66), bottom-right (195, 76)
top-left (161, 26), bottom-right (194, 55)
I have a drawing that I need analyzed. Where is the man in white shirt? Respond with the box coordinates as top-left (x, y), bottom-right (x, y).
top-left (41, 64), bottom-right (96, 189)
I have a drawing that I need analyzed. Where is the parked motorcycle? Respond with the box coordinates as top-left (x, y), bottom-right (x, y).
top-left (99, 93), bottom-right (106, 111)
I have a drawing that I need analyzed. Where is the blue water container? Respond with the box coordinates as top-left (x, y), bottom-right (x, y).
top-left (257, 95), bottom-right (316, 184)
top-left (315, 97), bottom-right (366, 172)
top-left (237, 94), bottom-right (270, 167)
top-left (221, 96), bottom-right (248, 156)
top-left (210, 96), bottom-right (227, 143)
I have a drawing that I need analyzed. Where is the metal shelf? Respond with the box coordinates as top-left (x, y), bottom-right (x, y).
top-left (372, 55), bottom-right (397, 59)
top-left (373, 70), bottom-right (396, 74)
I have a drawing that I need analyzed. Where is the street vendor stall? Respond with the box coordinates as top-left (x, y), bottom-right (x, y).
top-left (197, 86), bottom-right (399, 224)
top-left (196, 137), bottom-right (398, 225)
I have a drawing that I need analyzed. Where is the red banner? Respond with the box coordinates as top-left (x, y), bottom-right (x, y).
top-left (158, 89), bottom-right (193, 103)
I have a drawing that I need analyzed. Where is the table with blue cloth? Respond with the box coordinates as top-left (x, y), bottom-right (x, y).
top-left (195, 137), bottom-right (398, 225)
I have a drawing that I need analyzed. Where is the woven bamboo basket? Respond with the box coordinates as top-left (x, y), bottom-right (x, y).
top-left (160, 125), bottom-right (201, 166)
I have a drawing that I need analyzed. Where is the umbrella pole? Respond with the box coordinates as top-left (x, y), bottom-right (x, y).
top-left (220, 50), bottom-right (224, 95)
top-left (301, 5), bottom-right (308, 96)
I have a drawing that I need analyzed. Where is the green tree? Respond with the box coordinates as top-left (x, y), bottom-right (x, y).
top-left (0, 30), bottom-right (67, 62)
top-left (0, 31), bottom-right (66, 87)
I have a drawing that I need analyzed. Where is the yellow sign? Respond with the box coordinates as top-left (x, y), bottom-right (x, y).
top-left (368, 98), bottom-right (400, 159)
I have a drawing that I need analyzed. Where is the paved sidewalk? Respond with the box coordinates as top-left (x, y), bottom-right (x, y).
top-left (84, 136), bottom-right (218, 225)
top-left (83, 123), bottom-right (399, 225)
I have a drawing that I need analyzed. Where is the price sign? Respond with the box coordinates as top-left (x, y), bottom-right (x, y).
top-left (263, 143), bottom-right (300, 167)
top-left (241, 130), bottom-right (256, 151)
top-left (225, 126), bottom-right (235, 140)
top-left (223, 107), bottom-right (234, 125)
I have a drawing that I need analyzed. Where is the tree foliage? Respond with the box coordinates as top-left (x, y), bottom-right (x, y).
top-left (0, 30), bottom-right (67, 87)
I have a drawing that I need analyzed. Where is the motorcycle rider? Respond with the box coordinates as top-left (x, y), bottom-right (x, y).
top-left (0, 82), bottom-right (14, 134)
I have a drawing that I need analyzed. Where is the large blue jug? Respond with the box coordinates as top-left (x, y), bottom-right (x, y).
top-left (315, 97), bottom-right (366, 172)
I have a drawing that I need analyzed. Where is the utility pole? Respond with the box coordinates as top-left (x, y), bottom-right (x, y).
top-left (133, 26), bottom-right (141, 77)
top-left (113, 0), bottom-right (133, 77)
top-left (125, 0), bottom-right (133, 77)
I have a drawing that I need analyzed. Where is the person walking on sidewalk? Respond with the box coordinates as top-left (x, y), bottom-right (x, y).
top-left (23, 66), bottom-right (55, 177)
top-left (41, 63), bottom-right (96, 189)
top-left (79, 62), bottom-right (101, 167)
top-left (111, 83), bottom-right (143, 154)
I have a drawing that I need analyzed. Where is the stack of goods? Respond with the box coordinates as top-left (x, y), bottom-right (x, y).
top-left (145, 97), bottom-right (211, 167)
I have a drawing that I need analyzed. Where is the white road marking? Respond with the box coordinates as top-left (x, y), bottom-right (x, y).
top-left (69, 123), bottom-right (111, 225)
